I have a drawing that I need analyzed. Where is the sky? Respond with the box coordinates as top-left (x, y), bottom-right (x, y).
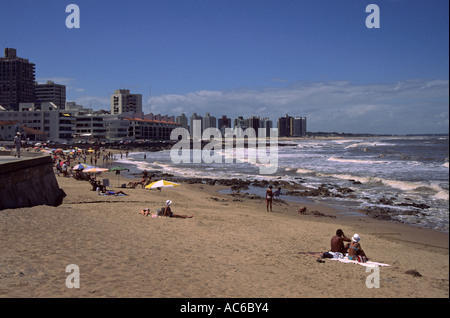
top-left (1, 0), bottom-right (448, 134)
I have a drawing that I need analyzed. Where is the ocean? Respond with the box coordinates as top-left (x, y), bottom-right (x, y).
top-left (114, 135), bottom-right (449, 233)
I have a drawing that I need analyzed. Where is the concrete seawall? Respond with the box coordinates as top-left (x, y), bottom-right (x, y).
top-left (0, 154), bottom-right (66, 210)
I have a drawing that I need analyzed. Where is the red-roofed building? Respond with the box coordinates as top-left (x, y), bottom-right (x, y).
top-left (103, 114), bottom-right (181, 141)
top-left (0, 120), bottom-right (47, 141)
top-left (123, 117), bottom-right (181, 141)
top-left (0, 120), bottom-right (21, 140)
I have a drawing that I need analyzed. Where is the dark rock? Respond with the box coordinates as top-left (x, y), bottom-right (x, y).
top-left (298, 206), bottom-right (336, 218)
top-left (405, 269), bottom-right (422, 277)
top-left (397, 202), bottom-right (430, 209)
top-left (379, 197), bottom-right (395, 205)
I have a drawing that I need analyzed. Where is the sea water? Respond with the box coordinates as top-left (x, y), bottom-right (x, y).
top-left (115, 135), bottom-right (449, 232)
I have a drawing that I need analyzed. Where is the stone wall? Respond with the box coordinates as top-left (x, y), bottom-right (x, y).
top-left (0, 155), bottom-right (66, 210)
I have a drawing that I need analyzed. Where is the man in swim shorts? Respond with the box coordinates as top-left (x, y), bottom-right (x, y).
top-left (331, 229), bottom-right (351, 254)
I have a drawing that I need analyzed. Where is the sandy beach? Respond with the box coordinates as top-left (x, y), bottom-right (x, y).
top-left (0, 163), bottom-right (448, 299)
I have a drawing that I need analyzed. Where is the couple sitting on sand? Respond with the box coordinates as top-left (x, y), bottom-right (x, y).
top-left (330, 229), bottom-right (368, 262)
top-left (140, 200), bottom-right (194, 219)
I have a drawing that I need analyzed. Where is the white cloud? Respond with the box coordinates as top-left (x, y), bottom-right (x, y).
top-left (75, 95), bottom-right (111, 109)
top-left (143, 79), bottom-right (449, 134)
top-left (36, 77), bottom-right (74, 85)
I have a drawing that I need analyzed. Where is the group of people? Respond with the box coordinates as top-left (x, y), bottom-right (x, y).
top-left (139, 200), bottom-right (194, 219)
top-left (127, 170), bottom-right (154, 188)
top-left (330, 229), bottom-right (368, 262)
top-left (265, 183), bottom-right (370, 262)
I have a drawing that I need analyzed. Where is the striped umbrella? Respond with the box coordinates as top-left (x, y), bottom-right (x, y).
top-left (145, 180), bottom-right (180, 190)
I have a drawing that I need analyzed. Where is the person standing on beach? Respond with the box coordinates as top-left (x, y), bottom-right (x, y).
top-left (266, 186), bottom-right (273, 212)
top-left (13, 132), bottom-right (21, 158)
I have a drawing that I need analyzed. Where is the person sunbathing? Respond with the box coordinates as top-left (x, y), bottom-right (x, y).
top-left (139, 208), bottom-right (151, 216)
top-left (127, 181), bottom-right (139, 187)
top-left (102, 190), bottom-right (128, 196)
top-left (164, 200), bottom-right (193, 218)
top-left (127, 178), bottom-right (147, 188)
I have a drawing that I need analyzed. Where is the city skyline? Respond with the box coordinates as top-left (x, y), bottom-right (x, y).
top-left (1, 0), bottom-right (448, 134)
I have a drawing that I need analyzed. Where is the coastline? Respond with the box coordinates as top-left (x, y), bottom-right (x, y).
top-left (0, 159), bottom-right (448, 298)
top-left (104, 146), bottom-right (449, 234)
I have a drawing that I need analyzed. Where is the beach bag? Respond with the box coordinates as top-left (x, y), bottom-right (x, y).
top-left (356, 255), bottom-right (367, 263)
top-left (322, 252), bottom-right (334, 259)
top-left (333, 252), bottom-right (344, 259)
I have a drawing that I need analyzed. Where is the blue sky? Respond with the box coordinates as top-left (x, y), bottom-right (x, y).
top-left (1, 0), bottom-right (448, 134)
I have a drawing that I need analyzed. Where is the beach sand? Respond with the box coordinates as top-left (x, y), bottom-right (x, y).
top-left (0, 170), bottom-right (448, 298)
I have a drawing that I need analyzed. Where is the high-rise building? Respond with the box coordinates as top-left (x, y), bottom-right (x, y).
top-left (202, 112), bottom-right (217, 130)
top-left (246, 116), bottom-right (261, 136)
top-left (278, 114), bottom-right (307, 137)
top-left (261, 117), bottom-right (273, 137)
top-left (176, 113), bottom-right (189, 130)
top-left (217, 115), bottom-right (231, 134)
top-left (301, 117), bottom-right (307, 136)
top-left (190, 112), bottom-right (203, 136)
top-left (277, 114), bottom-right (292, 137)
top-left (0, 48), bottom-right (36, 111)
top-left (234, 116), bottom-right (246, 130)
top-left (35, 80), bottom-right (66, 109)
top-left (292, 116), bottom-right (307, 137)
top-left (111, 89), bottom-right (142, 115)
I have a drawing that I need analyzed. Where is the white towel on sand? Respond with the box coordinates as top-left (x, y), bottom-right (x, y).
top-left (330, 257), bottom-right (390, 267)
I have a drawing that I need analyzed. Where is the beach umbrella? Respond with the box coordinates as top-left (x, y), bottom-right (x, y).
top-left (108, 166), bottom-right (130, 186)
top-left (145, 180), bottom-right (180, 190)
top-left (83, 167), bottom-right (108, 173)
top-left (73, 163), bottom-right (90, 171)
top-left (83, 166), bottom-right (109, 179)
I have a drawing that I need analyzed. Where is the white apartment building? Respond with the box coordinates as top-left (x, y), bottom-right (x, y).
top-left (0, 102), bottom-right (75, 142)
top-left (111, 89), bottom-right (142, 115)
top-left (0, 100), bottom-right (182, 143)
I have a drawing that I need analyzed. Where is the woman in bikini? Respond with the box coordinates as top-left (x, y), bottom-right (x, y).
top-left (266, 186), bottom-right (273, 212)
top-left (348, 234), bottom-right (368, 261)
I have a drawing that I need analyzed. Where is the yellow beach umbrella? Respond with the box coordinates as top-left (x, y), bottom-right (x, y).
top-left (83, 167), bottom-right (109, 173)
top-left (145, 180), bottom-right (180, 189)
